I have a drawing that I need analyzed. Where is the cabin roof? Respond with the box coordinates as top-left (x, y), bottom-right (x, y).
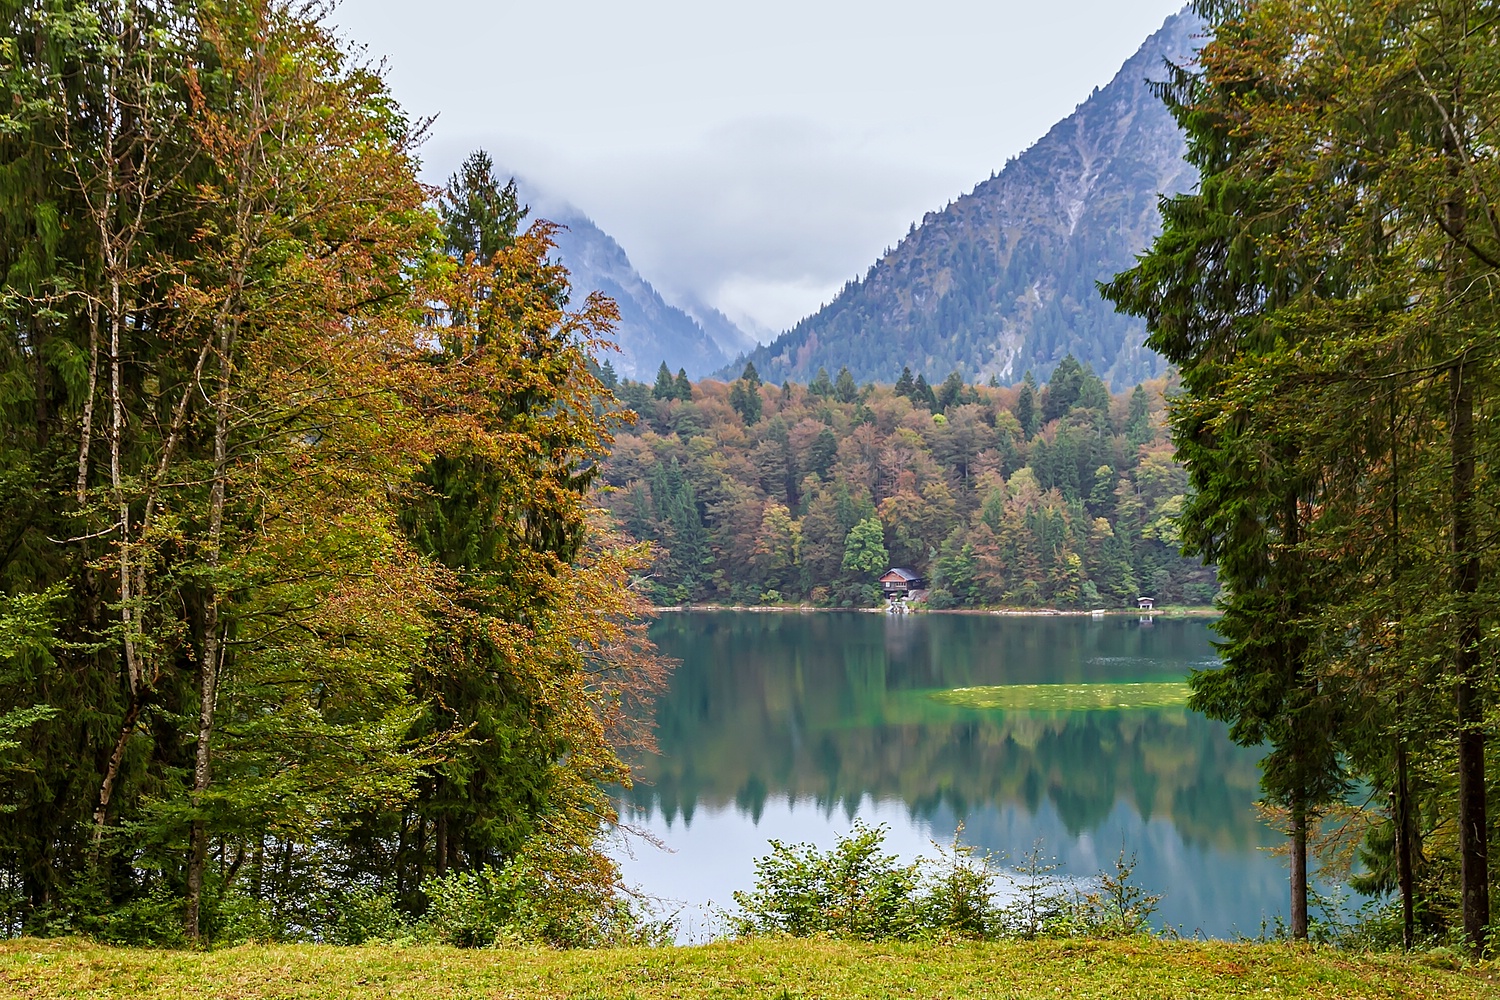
top-left (880, 568), bottom-right (923, 582)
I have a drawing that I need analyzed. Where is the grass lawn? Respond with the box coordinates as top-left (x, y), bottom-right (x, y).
top-left (1, 937), bottom-right (1495, 999)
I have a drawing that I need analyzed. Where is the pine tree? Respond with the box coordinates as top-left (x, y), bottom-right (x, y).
top-left (894, 366), bottom-right (916, 397)
top-left (438, 150), bottom-right (527, 262)
top-left (673, 368), bottom-right (692, 401)
top-left (1016, 373), bottom-right (1038, 438)
top-left (809, 367), bottom-right (833, 396)
top-left (729, 363), bottom-right (763, 425)
top-left (653, 362), bottom-right (676, 401)
top-left (1101, 7), bottom-right (1350, 940)
top-left (834, 366), bottom-right (858, 404)
top-left (1125, 385), bottom-right (1152, 448)
top-left (911, 374), bottom-right (937, 411)
top-left (936, 371), bottom-right (964, 413)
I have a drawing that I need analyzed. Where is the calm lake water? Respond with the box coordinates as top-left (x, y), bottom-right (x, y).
top-left (614, 611), bottom-right (1285, 940)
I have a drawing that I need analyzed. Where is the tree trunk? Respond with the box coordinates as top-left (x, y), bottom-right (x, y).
top-left (1290, 792), bottom-right (1309, 941)
top-left (1451, 341), bottom-right (1487, 953)
top-left (185, 305), bottom-right (236, 944)
top-left (1395, 732), bottom-right (1416, 950)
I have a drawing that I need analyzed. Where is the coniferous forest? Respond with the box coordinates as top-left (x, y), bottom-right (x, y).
top-left (601, 360), bottom-right (1216, 610)
top-left (1106, 0), bottom-right (1500, 953)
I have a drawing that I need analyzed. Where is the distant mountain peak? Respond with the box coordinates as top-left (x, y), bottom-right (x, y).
top-left (508, 182), bottom-right (754, 380)
top-left (730, 7), bottom-right (1203, 389)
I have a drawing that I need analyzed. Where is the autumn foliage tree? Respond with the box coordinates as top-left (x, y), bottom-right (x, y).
top-left (0, 0), bottom-right (663, 945)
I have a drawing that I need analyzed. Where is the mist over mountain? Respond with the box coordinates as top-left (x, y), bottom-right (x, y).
top-left (500, 180), bottom-right (753, 380)
top-left (730, 8), bottom-right (1202, 389)
top-left (535, 206), bottom-right (753, 380)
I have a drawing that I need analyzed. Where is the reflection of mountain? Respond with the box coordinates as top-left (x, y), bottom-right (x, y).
top-left (630, 613), bottom-right (1264, 852)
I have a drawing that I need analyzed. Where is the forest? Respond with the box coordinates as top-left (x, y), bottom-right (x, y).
top-left (601, 358), bottom-right (1216, 610)
top-left (0, 0), bottom-right (663, 947)
top-left (1104, 0), bottom-right (1500, 955)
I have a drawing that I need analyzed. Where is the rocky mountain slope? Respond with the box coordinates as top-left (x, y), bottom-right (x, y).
top-left (733, 8), bottom-right (1202, 389)
top-left (541, 205), bottom-right (752, 380)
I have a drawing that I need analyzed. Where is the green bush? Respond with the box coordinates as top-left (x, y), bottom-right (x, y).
top-left (418, 844), bottom-right (673, 949)
top-left (913, 830), bottom-right (1005, 939)
top-left (731, 822), bottom-right (921, 940)
top-left (732, 825), bottom-right (1163, 943)
top-left (331, 888), bottom-right (411, 946)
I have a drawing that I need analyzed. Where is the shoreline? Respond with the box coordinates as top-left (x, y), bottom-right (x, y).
top-left (651, 604), bottom-right (1220, 618)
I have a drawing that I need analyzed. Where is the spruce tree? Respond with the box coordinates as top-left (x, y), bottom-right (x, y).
top-left (653, 362), bottom-right (676, 400)
top-left (936, 371), bottom-right (964, 412)
top-left (894, 366), bottom-right (916, 397)
top-left (1101, 7), bottom-right (1349, 940)
top-left (438, 150), bottom-right (527, 262)
top-left (834, 366), bottom-right (858, 404)
top-left (1016, 373), bottom-right (1038, 438)
top-left (911, 374), bottom-right (937, 411)
top-left (1125, 385), bottom-right (1152, 447)
top-left (809, 367), bottom-right (833, 396)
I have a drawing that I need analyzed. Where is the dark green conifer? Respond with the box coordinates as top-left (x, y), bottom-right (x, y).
top-left (894, 366), bottom-right (916, 397)
top-left (438, 150), bottom-right (527, 262)
top-left (936, 371), bottom-right (964, 412)
top-left (653, 362), bottom-right (676, 400)
top-left (1125, 385), bottom-right (1152, 447)
top-left (911, 374), bottom-right (937, 410)
top-left (1016, 373), bottom-right (1038, 437)
top-left (834, 366), bottom-right (858, 404)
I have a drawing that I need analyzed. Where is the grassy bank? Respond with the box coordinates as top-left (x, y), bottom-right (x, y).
top-left (1, 938), bottom-right (1495, 999)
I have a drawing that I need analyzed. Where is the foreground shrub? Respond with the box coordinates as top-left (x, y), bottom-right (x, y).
top-left (730, 822), bottom-right (921, 939)
top-left (419, 842), bottom-right (672, 948)
top-left (731, 823), bottom-right (1161, 942)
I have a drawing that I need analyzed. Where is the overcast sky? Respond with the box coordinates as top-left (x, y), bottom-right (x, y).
top-left (332, 0), bottom-right (1188, 338)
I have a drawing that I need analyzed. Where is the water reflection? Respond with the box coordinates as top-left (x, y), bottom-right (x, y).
top-left (619, 611), bottom-right (1283, 938)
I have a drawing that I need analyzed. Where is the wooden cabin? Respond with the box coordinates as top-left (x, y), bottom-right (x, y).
top-left (1137, 596), bottom-right (1156, 610)
top-left (880, 568), bottom-right (926, 598)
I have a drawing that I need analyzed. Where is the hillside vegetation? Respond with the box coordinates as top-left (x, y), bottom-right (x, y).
top-left (604, 360), bottom-right (1215, 609)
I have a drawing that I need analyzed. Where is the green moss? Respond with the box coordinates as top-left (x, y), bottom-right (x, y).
top-left (930, 681), bottom-right (1191, 712)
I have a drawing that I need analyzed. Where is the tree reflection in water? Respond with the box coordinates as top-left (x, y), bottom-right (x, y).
top-left (620, 612), bottom-right (1286, 938)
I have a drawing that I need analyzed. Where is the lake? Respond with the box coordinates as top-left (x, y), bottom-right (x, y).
top-left (614, 610), bottom-right (1285, 940)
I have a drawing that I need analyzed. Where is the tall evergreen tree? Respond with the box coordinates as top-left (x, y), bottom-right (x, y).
top-left (1101, 1), bottom-right (1348, 939)
top-left (652, 362), bottom-right (676, 401)
top-left (894, 366), bottom-right (916, 397)
top-left (834, 366), bottom-right (858, 404)
top-left (438, 150), bottom-right (527, 262)
top-left (1016, 373), bottom-right (1038, 438)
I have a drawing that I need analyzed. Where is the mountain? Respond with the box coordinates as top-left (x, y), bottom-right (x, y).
top-left (732, 8), bottom-right (1202, 389)
top-left (677, 292), bottom-right (759, 360)
top-left (538, 204), bottom-right (751, 381)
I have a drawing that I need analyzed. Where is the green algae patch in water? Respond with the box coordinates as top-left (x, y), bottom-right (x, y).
top-left (931, 680), bottom-right (1191, 712)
